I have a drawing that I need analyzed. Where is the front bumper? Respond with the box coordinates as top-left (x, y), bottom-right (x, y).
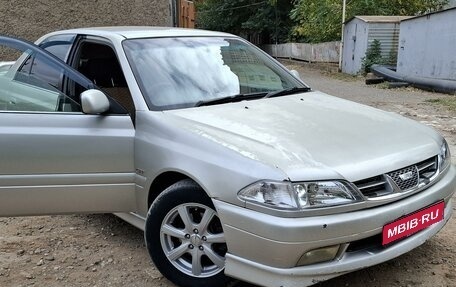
top-left (213, 165), bottom-right (456, 287)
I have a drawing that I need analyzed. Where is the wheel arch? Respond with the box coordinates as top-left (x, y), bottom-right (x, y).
top-left (147, 171), bottom-right (206, 208)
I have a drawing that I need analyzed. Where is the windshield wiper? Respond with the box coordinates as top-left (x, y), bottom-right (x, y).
top-left (195, 87), bottom-right (311, 107)
top-left (195, 92), bottom-right (267, 107)
top-left (263, 87), bottom-right (311, 99)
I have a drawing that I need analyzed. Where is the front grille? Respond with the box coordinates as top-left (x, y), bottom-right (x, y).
top-left (354, 156), bottom-right (438, 199)
top-left (354, 175), bottom-right (389, 197)
top-left (416, 156), bottom-right (438, 180)
top-left (387, 165), bottom-right (419, 191)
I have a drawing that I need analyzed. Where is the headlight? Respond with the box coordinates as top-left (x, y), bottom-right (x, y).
top-left (293, 181), bottom-right (364, 208)
top-left (238, 181), bottom-right (299, 209)
top-left (238, 180), bottom-right (364, 210)
top-left (439, 138), bottom-right (451, 171)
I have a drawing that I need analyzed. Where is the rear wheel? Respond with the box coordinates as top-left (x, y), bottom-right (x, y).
top-left (145, 179), bottom-right (228, 287)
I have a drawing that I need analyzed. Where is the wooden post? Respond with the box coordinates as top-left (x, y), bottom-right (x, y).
top-left (178, 0), bottom-right (195, 28)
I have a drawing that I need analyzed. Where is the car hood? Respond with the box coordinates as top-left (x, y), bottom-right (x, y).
top-left (164, 91), bottom-right (441, 182)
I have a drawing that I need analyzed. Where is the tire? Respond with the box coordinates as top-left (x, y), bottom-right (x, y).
top-left (145, 179), bottom-right (229, 287)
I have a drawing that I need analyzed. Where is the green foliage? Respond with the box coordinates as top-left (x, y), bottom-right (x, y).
top-left (361, 39), bottom-right (384, 74)
top-left (196, 0), bottom-right (294, 44)
top-left (196, 0), bottom-right (448, 44)
top-left (425, 98), bottom-right (456, 111)
top-left (289, 0), bottom-right (342, 43)
top-left (289, 0), bottom-right (448, 43)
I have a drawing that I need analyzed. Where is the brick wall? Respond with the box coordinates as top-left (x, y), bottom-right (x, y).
top-left (0, 0), bottom-right (171, 41)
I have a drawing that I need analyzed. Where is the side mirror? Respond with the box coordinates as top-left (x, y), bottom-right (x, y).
top-left (80, 89), bottom-right (110, 114)
top-left (290, 69), bottom-right (301, 80)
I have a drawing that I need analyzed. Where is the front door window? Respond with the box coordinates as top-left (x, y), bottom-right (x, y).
top-left (0, 37), bottom-right (91, 113)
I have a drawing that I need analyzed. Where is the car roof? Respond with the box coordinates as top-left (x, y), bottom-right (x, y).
top-left (43, 26), bottom-right (235, 40)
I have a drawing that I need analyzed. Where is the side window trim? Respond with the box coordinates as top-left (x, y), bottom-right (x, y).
top-left (39, 34), bottom-right (77, 62)
top-left (40, 40), bottom-right (73, 50)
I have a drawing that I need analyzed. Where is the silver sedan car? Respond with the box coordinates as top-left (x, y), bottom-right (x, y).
top-left (0, 28), bottom-right (454, 287)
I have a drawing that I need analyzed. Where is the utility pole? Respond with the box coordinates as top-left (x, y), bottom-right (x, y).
top-left (275, 1), bottom-right (278, 59)
top-left (338, 0), bottom-right (347, 71)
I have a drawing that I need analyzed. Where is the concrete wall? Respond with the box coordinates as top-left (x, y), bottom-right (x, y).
top-left (263, 42), bottom-right (341, 63)
top-left (0, 0), bottom-right (171, 41)
top-left (397, 9), bottom-right (456, 80)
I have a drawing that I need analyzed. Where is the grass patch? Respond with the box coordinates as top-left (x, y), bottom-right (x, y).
top-left (374, 82), bottom-right (390, 89)
top-left (325, 71), bottom-right (359, 82)
top-left (425, 97), bottom-right (456, 112)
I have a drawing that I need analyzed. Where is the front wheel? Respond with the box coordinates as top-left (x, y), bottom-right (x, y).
top-left (145, 179), bottom-right (229, 287)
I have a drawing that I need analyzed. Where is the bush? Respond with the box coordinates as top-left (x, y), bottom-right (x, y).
top-left (361, 39), bottom-right (385, 74)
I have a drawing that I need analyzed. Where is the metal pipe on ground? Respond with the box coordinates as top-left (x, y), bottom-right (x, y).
top-left (371, 65), bottom-right (456, 94)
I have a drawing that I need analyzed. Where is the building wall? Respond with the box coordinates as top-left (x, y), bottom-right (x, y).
top-left (397, 9), bottom-right (456, 80)
top-left (0, 0), bottom-right (171, 41)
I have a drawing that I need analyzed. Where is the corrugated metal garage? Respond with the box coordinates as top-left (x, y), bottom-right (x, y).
top-left (397, 7), bottom-right (456, 81)
top-left (342, 16), bottom-right (411, 75)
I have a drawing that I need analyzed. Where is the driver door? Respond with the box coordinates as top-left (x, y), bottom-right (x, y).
top-left (0, 36), bottom-right (136, 216)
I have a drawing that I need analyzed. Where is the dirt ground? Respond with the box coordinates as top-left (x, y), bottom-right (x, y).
top-left (1, 61), bottom-right (455, 287)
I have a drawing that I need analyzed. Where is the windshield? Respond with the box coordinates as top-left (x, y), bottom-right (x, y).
top-left (123, 37), bottom-right (306, 110)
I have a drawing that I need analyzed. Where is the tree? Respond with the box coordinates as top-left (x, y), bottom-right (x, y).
top-left (289, 0), bottom-right (448, 43)
top-left (196, 0), bottom-right (294, 44)
top-left (289, 0), bottom-right (341, 43)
